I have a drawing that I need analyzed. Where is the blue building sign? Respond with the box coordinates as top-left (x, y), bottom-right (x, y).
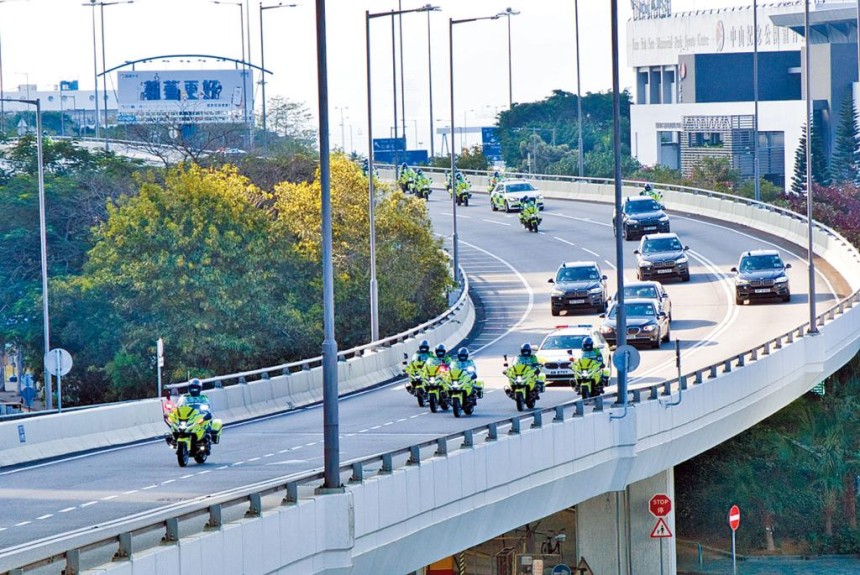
top-left (375, 150), bottom-right (428, 165)
top-left (481, 127), bottom-right (502, 161)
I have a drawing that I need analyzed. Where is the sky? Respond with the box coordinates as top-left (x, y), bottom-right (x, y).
top-left (0, 0), bottom-right (743, 154)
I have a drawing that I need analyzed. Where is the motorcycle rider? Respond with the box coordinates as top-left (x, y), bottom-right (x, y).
top-left (404, 339), bottom-right (433, 394)
top-left (577, 337), bottom-right (607, 391)
top-left (177, 379), bottom-right (217, 440)
top-left (399, 162), bottom-right (415, 193)
top-left (508, 343), bottom-right (545, 392)
top-left (640, 182), bottom-right (664, 204)
top-left (519, 196), bottom-right (542, 230)
top-left (451, 346), bottom-right (483, 398)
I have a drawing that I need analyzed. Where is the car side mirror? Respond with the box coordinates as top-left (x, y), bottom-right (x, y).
top-left (602, 275), bottom-right (608, 280)
top-left (730, 266), bottom-right (738, 273)
top-left (548, 278), bottom-right (555, 284)
top-left (599, 313), bottom-right (607, 318)
top-left (785, 263), bottom-right (792, 269)
top-left (634, 250), bottom-right (641, 255)
top-left (683, 246), bottom-right (690, 251)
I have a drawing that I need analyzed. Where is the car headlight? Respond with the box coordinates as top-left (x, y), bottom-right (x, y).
top-left (639, 260), bottom-right (653, 268)
top-left (588, 287), bottom-right (603, 294)
top-left (658, 214), bottom-right (669, 222)
top-left (641, 324), bottom-right (657, 332)
top-left (736, 279), bottom-right (750, 286)
top-left (551, 288), bottom-right (566, 296)
top-left (774, 276), bottom-right (789, 284)
top-left (676, 256), bottom-right (688, 264)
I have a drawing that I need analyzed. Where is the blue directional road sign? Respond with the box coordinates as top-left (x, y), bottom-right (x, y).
top-left (481, 127), bottom-right (502, 161)
top-left (372, 137), bottom-right (406, 153)
top-left (552, 565), bottom-right (572, 575)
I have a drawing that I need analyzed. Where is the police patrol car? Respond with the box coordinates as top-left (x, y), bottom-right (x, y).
top-left (536, 324), bottom-right (609, 387)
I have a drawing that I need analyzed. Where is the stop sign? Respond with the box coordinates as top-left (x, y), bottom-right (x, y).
top-left (649, 494), bottom-right (672, 517)
top-left (728, 504), bottom-right (741, 531)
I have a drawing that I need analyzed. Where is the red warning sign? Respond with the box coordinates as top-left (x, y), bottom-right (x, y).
top-left (650, 517), bottom-right (673, 538)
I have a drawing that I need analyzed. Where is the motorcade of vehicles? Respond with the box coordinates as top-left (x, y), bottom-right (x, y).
top-left (548, 261), bottom-right (609, 315)
top-left (613, 196), bottom-right (670, 240)
top-left (634, 232), bottom-right (691, 282)
top-left (610, 280), bottom-right (673, 322)
top-left (490, 180), bottom-right (545, 212)
top-left (402, 353), bottom-right (428, 407)
top-left (442, 364), bottom-right (481, 417)
top-left (502, 358), bottom-right (545, 412)
top-left (422, 361), bottom-right (451, 413)
top-left (599, 298), bottom-right (670, 349)
top-left (731, 249), bottom-right (791, 304)
top-left (536, 325), bottom-right (608, 387)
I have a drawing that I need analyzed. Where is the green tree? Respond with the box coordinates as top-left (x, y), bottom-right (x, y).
top-left (454, 145), bottom-right (489, 171)
top-left (274, 154), bottom-right (450, 344)
top-left (792, 121), bottom-right (830, 193)
top-left (831, 92), bottom-right (859, 184)
top-left (60, 165), bottom-right (316, 399)
top-left (263, 96), bottom-right (318, 153)
top-left (688, 156), bottom-right (740, 194)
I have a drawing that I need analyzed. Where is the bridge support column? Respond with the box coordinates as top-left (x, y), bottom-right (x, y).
top-left (575, 468), bottom-right (676, 575)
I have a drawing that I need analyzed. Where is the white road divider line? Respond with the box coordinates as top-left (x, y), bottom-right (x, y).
top-left (546, 212), bottom-right (612, 228)
top-left (59, 507), bottom-right (76, 514)
top-left (264, 453), bottom-right (275, 457)
top-left (582, 247), bottom-right (600, 257)
top-left (180, 474), bottom-right (194, 479)
top-left (121, 490), bottom-right (138, 495)
top-left (247, 457), bottom-right (261, 462)
top-left (197, 470), bottom-right (211, 475)
top-left (140, 485), bottom-right (157, 491)
top-left (101, 495), bottom-right (118, 500)
top-left (554, 237), bottom-right (575, 246)
top-left (15, 521), bottom-right (31, 527)
top-left (36, 514), bottom-right (53, 520)
top-left (481, 219), bottom-right (511, 226)
top-left (160, 480), bottom-right (175, 486)
top-left (604, 260), bottom-right (617, 270)
top-left (384, 421), bottom-right (394, 426)
top-left (80, 501), bottom-right (98, 507)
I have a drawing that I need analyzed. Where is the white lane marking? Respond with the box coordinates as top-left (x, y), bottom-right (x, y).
top-left (344, 433), bottom-right (356, 437)
top-left (582, 248), bottom-right (600, 257)
top-left (461, 240), bottom-right (535, 356)
top-left (15, 521), bottom-right (31, 527)
top-left (278, 449), bottom-right (290, 453)
top-left (80, 501), bottom-right (98, 507)
top-left (37, 514), bottom-right (53, 520)
top-left (547, 212), bottom-right (612, 228)
top-left (232, 461), bottom-right (245, 466)
top-left (218, 465), bottom-right (229, 470)
top-left (481, 219), bottom-right (511, 226)
top-left (409, 414), bottom-right (421, 419)
top-left (304, 442), bottom-right (316, 447)
top-left (101, 495), bottom-right (119, 500)
top-left (181, 474), bottom-right (194, 479)
top-left (370, 425), bottom-right (382, 430)
top-left (264, 453), bottom-right (275, 457)
top-left (0, 527), bottom-right (6, 532)
top-left (604, 260), bottom-right (617, 270)
top-left (197, 470), bottom-right (211, 475)
top-left (122, 490), bottom-right (138, 495)
top-left (554, 237), bottom-right (575, 246)
top-left (383, 421), bottom-right (394, 426)
top-left (458, 214), bottom-right (473, 219)
top-left (633, 249), bottom-right (738, 380)
top-left (359, 428), bottom-right (369, 433)
top-left (396, 418), bottom-right (408, 422)
top-left (248, 457), bottom-right (261, 462)
top-left (161, 480), bottom-right (175, 485)
top-left (674, 214), bottom-right (838, 298)
top-left (141, 485), bottom-right (157, 491)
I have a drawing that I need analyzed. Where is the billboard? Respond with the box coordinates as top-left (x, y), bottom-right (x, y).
top-left (116, 69), bottom-right (253, 124)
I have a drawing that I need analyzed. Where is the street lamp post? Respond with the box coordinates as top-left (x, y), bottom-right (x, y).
top-left (804, 0), bottom-right (818, 334)
top-left (336, 105), bottom-right (348, 151)
top-left (495, 7), bottom-right (520, 109)
top-left (1, 97), bottom-right (50, 408)
top-left (753, 0), bottom-right (761, 201)
top-left (450, 14), bottom-right (499, 287)
top-left (426, 9), bottom-right (436, 158)
top-left (260, 1), bottom-right (298, 154)
top-left (100, 0), bottom-right (132, 151)
top-left (213, 0), bottom-right (249, 146)
top-left (86, 0), bottom-right (100, 140)
top-left (574, 0), bottom-right (584, 177)
top-left (365, 4), bottom-right (439, 342)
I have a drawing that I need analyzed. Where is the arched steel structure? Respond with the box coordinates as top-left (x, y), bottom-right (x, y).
top-left (98, 53), bottom-right (272, 76)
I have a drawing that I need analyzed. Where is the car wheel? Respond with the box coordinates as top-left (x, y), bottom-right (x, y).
top-left (668, 309), bottom-right (673, 323)
top-left (637, 270), bottom-right (644, 281)
top-left (491, 199), bottom-right (497, 211)
top-left (652, 337), bottom-right (661, 349)
top-left (681, 272), bottom-right (691, 282)
top-left (662, 325), bottom-right (671, 343)
top-left (782, 292), bottom-right (791, 303)
top-left (551, 307), bottom-right (560, 317)
top-left (505, 201), bottom-right (512, 213)
top-left (622, 226), bottom-right (629, 241)
top-left (735, 295), bottom-right (744, 305)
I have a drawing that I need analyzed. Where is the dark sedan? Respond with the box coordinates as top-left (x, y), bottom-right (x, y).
top-left (731, 249), bottom-right (791, 304)
top-left (598, 298), bottom-right (670, 349)
top-left (614, 196), bottom-right (670, 241)
top-left (549, 261), bottom-right (608, 315)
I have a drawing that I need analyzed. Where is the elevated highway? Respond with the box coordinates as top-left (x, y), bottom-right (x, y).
top-left (0, 174), bottom-right (857, 574)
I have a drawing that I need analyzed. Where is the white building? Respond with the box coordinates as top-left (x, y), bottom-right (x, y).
top-left (628, 0), bottom-right (859, 189)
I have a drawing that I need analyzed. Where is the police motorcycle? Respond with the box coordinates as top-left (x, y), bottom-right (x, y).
top-left (164, 380), bottom-right (223, 467)
top-left (447, 171), bottom-right (473, 206)
top-left (402, 341), bottom-right (432, 407)
top-left (399, 163), bottom-right (416, 194)
top-left (423, 345), bottom-right (452, 413)
top-left (502, 345), bottom-right (546, 412)
top-left (488, 170), bottom-right (504, 192)
top-left (571, 356), bottom-right (609, 399)
top-left (441, 348), bottom-right (484, 418)
top-left (411, 169), bottom-right (432, 200)
top-left (518, 197), bottom-right (542, 232)
top-left (640, 183), bottom-right (664, 206)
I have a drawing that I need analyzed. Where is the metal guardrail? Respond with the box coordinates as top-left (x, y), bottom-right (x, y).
top-left (4, 170), bottom-right (860, 575)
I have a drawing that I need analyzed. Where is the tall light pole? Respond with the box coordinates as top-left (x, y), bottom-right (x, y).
top-left (86, 0), bottom-right (100, 140)
top-left (213, 0), bottom-right (248, 146)
top-left (0, 33), bottom-right (4, 136)
top-left (609, 0), bottom-right (629, 411)
top-left (426, 8), bottom-right (436, 158)
top-left (804, 0), bottom-right (818, 334)
top-left (312, 0), bottom-right (339, 492)
top-left (495, 7), bottom-right (520, 109)
top-left (336, 105), bottom-right (348, 150)
top-left (98, 0), bottom-right (133, 151)
top-left (574, 0), bottom-right (584, 177)
top-left (260, 1), bottom-right (297, 154)
top-left (1, 97), bottom-right (50, 408)
top-left (450, 13), bottom-right (499, 287)
top-left (753, 0), bottom-right (761, 201)
top-left (398, 0), bottom-right (406, 157)
top-left (366, 4), bottom-right (439, 341)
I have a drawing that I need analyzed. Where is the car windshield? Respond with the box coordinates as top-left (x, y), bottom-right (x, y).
top-left (740, 254), bottom-right (784, 271)
top-left (541, 335), bottom-right (586, 350)
top-left (642, 238), bottom-right (683, 254)
top-left (608, 302), bottom-right (656, 318)
top-left (506, 183), bottom-right (536, 193)
top-left (557, 267), bottom-right (600, 282)
top-left (625, 199), bottom-right (661, 213)
top-left (623, 285), bottom-right (658, 299)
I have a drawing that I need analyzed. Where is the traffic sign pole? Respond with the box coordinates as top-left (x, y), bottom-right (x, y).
top-left (731, 530), bottom-right (737, 575)
top-left (728, 504), bottom-right (741, 575)
top-left (55, 349), bottom-right (62, 413)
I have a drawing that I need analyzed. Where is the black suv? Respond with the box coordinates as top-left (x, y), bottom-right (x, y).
top-left (548, 261), bottom-right (608, 315)
top-left (731, 249), bottom-right (791, 304)
top-left (614, 196), bottom-right (670, 241)
top-left (635, 233), bottom-right (691, 282)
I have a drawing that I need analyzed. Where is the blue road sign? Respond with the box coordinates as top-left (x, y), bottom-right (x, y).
top-left (375, 150), bottom-right (428, 165)
top-left (552, 565), bottom-right (572, 575)
top-left (18, 424), bottom-right (26, 443)
top-left (21, 386), bottom-right (36, 407)
top-left (482, 127), bottom-right (502, 161)
top-left (372, 137), bottom-right (406, 153)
